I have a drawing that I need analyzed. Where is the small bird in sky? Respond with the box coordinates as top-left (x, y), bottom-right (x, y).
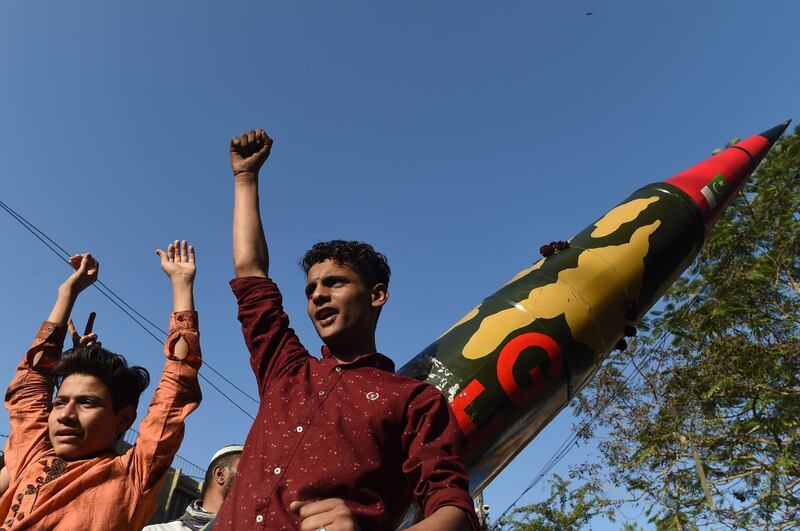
top-left (586, 11), bottom-right (593, 15)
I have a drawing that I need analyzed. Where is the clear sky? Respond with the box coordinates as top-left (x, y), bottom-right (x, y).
top-left (1, 2), bottom-right (798, 529)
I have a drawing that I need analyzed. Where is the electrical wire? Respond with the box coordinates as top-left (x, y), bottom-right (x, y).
top-left (0, 199), bottom-right (257, 420)
top-left (490, 244), bottom-right (742, 528)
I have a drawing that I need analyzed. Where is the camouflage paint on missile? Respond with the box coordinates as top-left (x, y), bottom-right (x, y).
top-left (398, 121), bottom-right (791, 496)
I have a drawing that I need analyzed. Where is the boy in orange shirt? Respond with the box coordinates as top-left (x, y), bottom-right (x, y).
top-left (0, 240), bottom-right (202, 530)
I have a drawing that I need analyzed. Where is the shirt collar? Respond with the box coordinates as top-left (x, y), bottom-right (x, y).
top-left (320, 345), bottom-right (395, 372)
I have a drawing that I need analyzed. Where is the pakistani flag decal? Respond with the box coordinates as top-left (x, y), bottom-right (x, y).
top-left (700, 173), bottom-right (728, 209)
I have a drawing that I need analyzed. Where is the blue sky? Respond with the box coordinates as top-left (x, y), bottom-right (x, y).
top-left (1, 2), bottom-right (798, 528)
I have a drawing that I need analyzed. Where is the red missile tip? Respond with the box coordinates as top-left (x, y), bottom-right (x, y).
top-left (665, 121), bottom-right (791, 230)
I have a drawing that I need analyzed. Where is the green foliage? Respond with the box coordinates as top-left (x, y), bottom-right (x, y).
top-left (499, 475), bottom-right (611, 531)
top-left (570, 128), bottom-right (800, 529)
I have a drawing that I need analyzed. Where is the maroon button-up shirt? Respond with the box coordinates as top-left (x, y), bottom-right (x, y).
top-left (214, 277), bottom-right (478, 530)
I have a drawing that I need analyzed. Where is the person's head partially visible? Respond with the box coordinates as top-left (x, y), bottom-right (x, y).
top-left (201, 445), bottom-right (243, 512)
top-left (49, 345), bottom-right (150, 460)
top-left (300, 240), bottom-right (390, 359)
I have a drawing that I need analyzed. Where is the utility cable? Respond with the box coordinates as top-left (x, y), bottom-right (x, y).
top-left (491, 245), bottom-right (741, 528)
top-left (0, 199), bottom-right (257, 419)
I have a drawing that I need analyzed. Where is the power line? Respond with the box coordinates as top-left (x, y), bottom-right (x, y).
top-left (0, 198), bottom-right (257, 420)
top-left (491, 245), bottom-right (741, 528)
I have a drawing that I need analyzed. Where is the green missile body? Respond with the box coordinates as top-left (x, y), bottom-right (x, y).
top-left (398, 121), bottom-right (791, 497)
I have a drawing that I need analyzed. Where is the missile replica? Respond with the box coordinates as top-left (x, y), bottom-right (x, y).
top-left (398, 121), bottom-right (791, 498)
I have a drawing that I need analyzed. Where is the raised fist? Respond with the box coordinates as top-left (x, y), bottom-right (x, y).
top-left (64, 253), bottom-right (100, 294)
top-left (230, 129), bottom-right (272, 178)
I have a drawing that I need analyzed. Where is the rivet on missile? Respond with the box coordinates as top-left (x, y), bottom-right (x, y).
top-left (539, 240), bottom-right (570, 257)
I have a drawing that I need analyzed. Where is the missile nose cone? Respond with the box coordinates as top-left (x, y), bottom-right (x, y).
top-left (759, 119), bottom-right (792, 146)
top-left (664, 121), bottom-right (790, 231)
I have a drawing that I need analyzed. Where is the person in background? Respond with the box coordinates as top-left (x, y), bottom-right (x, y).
top-left (0, 240), bottom-right (202, 530)
top-left (143, 444), bottom-right (242, 531)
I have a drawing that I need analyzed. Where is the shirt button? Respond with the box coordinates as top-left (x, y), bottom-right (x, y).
top-left (273, 467), bottom-right (281, 474)
top-left (318, 390), bottom-right (326, 396)
top-left (15, 494), bottom-right (22, 501)
top-left (6, 519), bottom-right (13, 526)
top-left (295, 426), bottom-right (303, 433)
top-left (255, 515), bottom-right (264, 523)
top-left (335, 366), bottom-right (342, 373)
top-left (46, 325), bottom-right (53, 332)
top-left (10, 505), bottom-right (18, 512)
top-left (16, 514), bottom-right (23, 520)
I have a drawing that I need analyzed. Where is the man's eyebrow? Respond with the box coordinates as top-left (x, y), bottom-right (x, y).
top-left (322, 275), bottom-right (349, 284)
top-left (54, 393), bottom-right (104, 401)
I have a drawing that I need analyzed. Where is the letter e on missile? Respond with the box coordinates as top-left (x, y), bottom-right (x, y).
top-left (450, 379), bottom-right (504, 456)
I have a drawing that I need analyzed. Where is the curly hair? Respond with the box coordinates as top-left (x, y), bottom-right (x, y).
top-left (55, 345), bottom-right (150, 412)
top-left (300, 240), bottom-right (391, 288)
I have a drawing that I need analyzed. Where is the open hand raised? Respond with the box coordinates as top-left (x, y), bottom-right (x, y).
top-left (230, 129), bottom-right (272, 178)
top-left (156, 240), bottom-right (196, 285)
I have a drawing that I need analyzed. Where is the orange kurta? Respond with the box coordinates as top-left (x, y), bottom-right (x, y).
top-left (0, 312), bottom-right (202, 531)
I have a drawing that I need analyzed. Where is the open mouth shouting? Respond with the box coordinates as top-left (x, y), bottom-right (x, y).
top-left (315, 307), bottom-right (338, 327)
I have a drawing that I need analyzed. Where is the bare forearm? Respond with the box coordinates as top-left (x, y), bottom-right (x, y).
top-left (170, 281), bottom-right (194, 360)
top-left (408, 506), bottom-right (471, 531)
top-left (46, 284), bottom-right (79, 325)
top-left (233, 173), bottom-right (269, 278)
top-left (172, 281), bottom-right (194, 312)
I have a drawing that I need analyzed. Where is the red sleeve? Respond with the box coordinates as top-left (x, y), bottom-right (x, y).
top-left (401, 385), bottom-right (480, 531)
top-left (3, 321), bottom-right (67, 479)
top-left (230, 277), bottom-right (311, 398)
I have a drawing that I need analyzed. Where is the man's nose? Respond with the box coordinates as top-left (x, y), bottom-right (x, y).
top-left (58, 402), bottom-right (77, 422)
top-left (311, 286), bottom-right (330, 304)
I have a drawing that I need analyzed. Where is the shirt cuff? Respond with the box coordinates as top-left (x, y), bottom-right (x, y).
top-left (24, 321), bottom-right (68, 368)
top-left (423, 488), bottom-right (481, 531)
top-left (164, 311), bottom-right (202, 369)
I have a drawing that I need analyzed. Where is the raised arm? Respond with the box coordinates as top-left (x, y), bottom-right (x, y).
top-left (4, 254), bottom-right (98, 476)
top-left (231, 128), bottom-right (273, 278)
top-left (47, 254), bottom-right (99, 326)
top-left (128, 240), bottom-right (202, 492)
top-left (156, 239), bottom-right (196, 359)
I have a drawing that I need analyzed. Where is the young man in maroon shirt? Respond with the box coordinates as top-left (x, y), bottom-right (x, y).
top-left (213, 129), bottom-right (479, 530)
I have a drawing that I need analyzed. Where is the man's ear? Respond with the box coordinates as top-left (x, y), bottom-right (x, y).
top-left (213, 465), bottom-right (227, 486)
top-left (117, 406), bottom-right (137, 435)
top-left (370, 283), bottom-right (388, 309)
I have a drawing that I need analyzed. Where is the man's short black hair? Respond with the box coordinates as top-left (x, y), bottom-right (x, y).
top-left (55, 345), bottom-right (150, 412)
top-left (200, 451), bottom-right (241, 498)
top-left (300, 240), bottom-right (391, 288)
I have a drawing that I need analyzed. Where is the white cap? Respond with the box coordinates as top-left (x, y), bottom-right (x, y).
top-left (209, 444), bottom-right (244, 466)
